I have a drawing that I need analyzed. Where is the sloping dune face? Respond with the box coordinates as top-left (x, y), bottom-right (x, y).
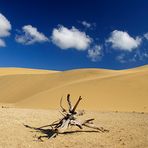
top-left (0, 68), bottom-right (59, 76)
top-left (0, 66), bottom-right (148, 112)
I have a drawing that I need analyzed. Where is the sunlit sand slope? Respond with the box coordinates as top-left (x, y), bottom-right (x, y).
top-left (0, 66), bottom-right (148, 112)
top-left (0, 67), bottom-right (59, 76)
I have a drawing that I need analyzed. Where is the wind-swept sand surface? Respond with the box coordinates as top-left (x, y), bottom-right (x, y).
top-left (0, 66), bottom-right (148, 147)
top-left (0, 67), bottom-right (59, 76)
top-left (0, 108), bottom-right (148, 148)
top-left (0, 66), bottom-right (148, 112)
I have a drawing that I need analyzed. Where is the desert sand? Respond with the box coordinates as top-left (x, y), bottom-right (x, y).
top-left (0, 108), bottom-right (148, 148)
top-left (0, 66), bottom-right (148, 112)
top-left (0, 66), bottom-right (148, 147)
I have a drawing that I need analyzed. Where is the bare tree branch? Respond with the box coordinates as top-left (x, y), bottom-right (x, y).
top-left (37, 94), bottom-right (109, 138)
top-left (67, 94), bottom-right (73, 112)
top-left (71, 96), bottom-right (82, 113)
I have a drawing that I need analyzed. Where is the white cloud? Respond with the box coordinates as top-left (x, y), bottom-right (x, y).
top-left (0, 39), bottom-right (6, 47)
top-left (116, 49), bottom-right (148, 63)
top-left (106, 30), bottom-right (141, 51)
top-left (144, 33), bottom-right (148, 40)
top-left (87, 45), bottom-right (102, 62)
top-left (81, 21), bottom-right (91, 28)
top-left (80, 21), bottom-right (96, 30)
top-left (15, 25), bottom-right (49, 45)
top-left (132, 50), bottom-right (148, 61)
top-left (0, 13), bottom-right (11, 47)
top-left (51, 25), bottom-right (92, 50)
top-left (0, 13), bottom-right (11, 37)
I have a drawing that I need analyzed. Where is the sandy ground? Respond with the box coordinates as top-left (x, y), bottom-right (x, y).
top-left (0, 107), bottom-right (148, 148)
top-left (0, 66), bottom-right (148, 147)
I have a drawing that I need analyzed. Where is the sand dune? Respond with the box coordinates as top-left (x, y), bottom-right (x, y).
top-left (0, 66), bottom-right (148, 112)
top-left (0, 67), bottom-right (59, 76)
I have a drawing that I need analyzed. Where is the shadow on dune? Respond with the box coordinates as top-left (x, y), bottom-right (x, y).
top-left (23, 124), bottom-right (99, 141)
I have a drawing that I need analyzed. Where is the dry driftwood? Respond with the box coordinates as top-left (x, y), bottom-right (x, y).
top-left (39, 94), bottom-right (108, 139)
top-left (38, 94), bottom-right (109, 141)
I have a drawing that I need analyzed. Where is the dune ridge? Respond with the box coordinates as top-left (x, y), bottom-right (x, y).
top-left (0, 66), bottom-right (148, 112)
top-left (0, 67), bottom-right (59, 76)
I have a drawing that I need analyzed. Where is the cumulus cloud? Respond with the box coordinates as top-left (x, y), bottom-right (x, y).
top-left (0, 13), bottom-right (11, 47)
top-left (15, 25), bottom-right (49, 45)
top-left (87, 45), bottom-right (103, 62)
top-left (0, 13), bottom-right (11, 37)
top-left (0, 39), bottom-right (6, 47)
top-left (106, 30), bottom-right (141, 51)
top-left (51, 25), bottom-right (92, 50)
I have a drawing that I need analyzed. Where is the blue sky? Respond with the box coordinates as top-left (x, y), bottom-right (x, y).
top-left (0, 0), bottom-right (148, 70)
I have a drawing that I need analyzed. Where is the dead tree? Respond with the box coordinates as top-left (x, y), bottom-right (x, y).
top-left (39, 94), bottom-right (108, 138)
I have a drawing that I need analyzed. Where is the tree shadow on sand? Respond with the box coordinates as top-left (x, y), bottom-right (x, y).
top-left (23, 124), bottom-right (100, 142)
